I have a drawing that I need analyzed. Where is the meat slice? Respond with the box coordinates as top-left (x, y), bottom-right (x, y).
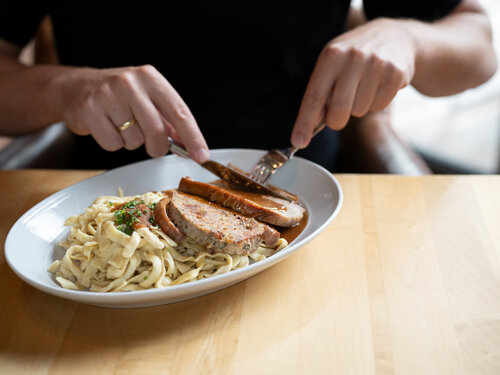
top-left (167, 191), bottom-right (280, 255)
top-left (154, 196), bottom-right (186, 245)
top-left (178, 177), bottom-right (305, 227)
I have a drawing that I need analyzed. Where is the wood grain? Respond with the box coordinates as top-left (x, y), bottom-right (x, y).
top-left (1, 171), bottom-right (499, 374)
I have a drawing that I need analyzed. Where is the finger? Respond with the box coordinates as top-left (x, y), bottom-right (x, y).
top-left (116, 117), bottom-right (145, 151)
top-left (370, 65), bottom-right (407, 112)
top-left (351, 59), bottom-right (385, 117)
top-left (325, 57), bottom-right (366, 130)
top-left (130, 96), bottom-right (170, 158)
top-left (147, 74), bottom-right (209, 163)
top-left (160, 114), bottom-right (181, 143)
top-left (87, 79), bottom-right (145, 151)
top-left (102, 92), bottom-right (145, 151)
top-left (154, 94), bottom-right (208, 163)
top-left (86, 110), bottom-right (124, 151)
top-left (104, 67), bottom-right (168, 157)
top-left (291, 45), bottom-right (346, 148)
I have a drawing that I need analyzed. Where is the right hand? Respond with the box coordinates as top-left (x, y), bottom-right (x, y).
top-left (291, 18), bottom-right (416, 149)
top-left (54, 65), bottom-right (209, 163)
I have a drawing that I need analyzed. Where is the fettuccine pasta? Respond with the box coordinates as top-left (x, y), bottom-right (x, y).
top-left (48, 191), bottom-right (287, 292)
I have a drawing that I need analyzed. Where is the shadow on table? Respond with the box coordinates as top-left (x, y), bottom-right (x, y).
top-left (3, 247), bottom-right (330, 368)
top-left (12, 281), bottom-right (244, 353)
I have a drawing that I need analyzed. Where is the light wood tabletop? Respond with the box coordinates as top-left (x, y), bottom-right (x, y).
top-left (1, 170), bottom-right (499, 375)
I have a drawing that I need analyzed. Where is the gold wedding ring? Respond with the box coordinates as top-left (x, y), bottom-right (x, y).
top-left (117, 118), bottom-right (137, 131)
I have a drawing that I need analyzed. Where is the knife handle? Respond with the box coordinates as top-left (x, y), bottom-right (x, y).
top-left (167, 137), bottom-right (192, 160)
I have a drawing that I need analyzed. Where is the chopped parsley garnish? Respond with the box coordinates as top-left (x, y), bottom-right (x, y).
top-left (113, 197), bottom-right (152, 235)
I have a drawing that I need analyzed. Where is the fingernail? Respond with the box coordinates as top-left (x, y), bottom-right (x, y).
top-left (194, 148), bottom-right (210, 163)
top-left (292, 133), bottom-right (307, 149)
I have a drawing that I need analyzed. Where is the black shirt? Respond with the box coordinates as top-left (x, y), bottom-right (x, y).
top-left (1, 0), bottom-right (460, 170)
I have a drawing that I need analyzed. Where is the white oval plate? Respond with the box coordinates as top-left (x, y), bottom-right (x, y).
top-left (5, 149), bottom-right (342, 308)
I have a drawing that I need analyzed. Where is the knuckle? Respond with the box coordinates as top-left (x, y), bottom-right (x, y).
top-left (123, 129), bottom-right (145, 151)
top-left (322, 44), bottom-right (343, 60)
top-left (368, 54), bottom-right (385, 71)
top-left (393, 69), bottom-right (407, 86)
top-left (93, 83), bottom-right (111, 101)
top-left (110, 71), bottom-right (135, 89)
top-left (144, 120), bottom-right (166, 139)
top-left (79, 93), bottom-right (96, 111)
top-left (172, 101), bottom-right (193, 122)
top-left (136, 64), bottom-right (158, 77)
top-left (145, 140), bottom-right (168, 158)
top-left (347, 47), bottom-right (367, 63)
top-left (150, 124), bottom-right (165, 138)
top-left (382, 61), bottom-right (399, 77)
top-left (380, 61), bottom-right (407, 88)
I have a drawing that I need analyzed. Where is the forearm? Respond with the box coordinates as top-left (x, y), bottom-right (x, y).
top-left (407, 1), bottom-right (496, 96)
top-left (0, 55), bottom-right (72, 135)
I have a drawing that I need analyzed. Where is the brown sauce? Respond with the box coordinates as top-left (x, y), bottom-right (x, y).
top-left (278, 210), bottom-right (308, 244)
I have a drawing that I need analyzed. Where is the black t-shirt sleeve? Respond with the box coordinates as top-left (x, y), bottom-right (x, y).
top-left (0, 2), bottom-right (47, 47)
top-left (363, 0), bottom-right (462, 22)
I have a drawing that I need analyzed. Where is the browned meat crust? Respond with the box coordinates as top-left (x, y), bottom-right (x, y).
top-left (153, 196), bottom-right (186, 245)
top-left (167, 191), bottom-right (280, 255)
top-left (178, 177), bottom-right (305, 227)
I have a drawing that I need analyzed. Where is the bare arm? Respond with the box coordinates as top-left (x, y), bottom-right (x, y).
top-left (291, 0), bottom-right (497, 148)
top-left (411, 0), bottom-right (497, 96)
top-left (0, 39), bottom-right (210, 162)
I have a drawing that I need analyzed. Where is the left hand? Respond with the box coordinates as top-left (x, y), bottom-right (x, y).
top-left (291, 18), bottom-right (417, 148)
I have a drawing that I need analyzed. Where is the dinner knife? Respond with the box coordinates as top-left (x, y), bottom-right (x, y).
top-left (167, 137), bottom-right (294, 201)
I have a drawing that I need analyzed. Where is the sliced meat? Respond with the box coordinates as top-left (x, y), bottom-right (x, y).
top-left (167, 191), bottom-right (280, 255)
top-left (154, 197), bottom-right (186, 245)
top-left (178, 177), bottom-right (305, 227)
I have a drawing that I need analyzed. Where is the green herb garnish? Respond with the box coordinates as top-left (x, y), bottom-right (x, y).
top-left (113, 197), bottom-right (151, 235)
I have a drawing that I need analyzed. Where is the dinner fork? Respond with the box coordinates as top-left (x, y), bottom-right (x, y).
top-left (250, 122), bottom-right (326, 184)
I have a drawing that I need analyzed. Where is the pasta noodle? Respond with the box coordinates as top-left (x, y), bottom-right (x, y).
top-left (48, 191), bottom-right (288, 292)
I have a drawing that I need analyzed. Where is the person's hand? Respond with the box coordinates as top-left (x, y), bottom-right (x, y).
top-left (54, 65), bottom-right (209, 163)
top-left (291, 18), bottom-right (417, 148)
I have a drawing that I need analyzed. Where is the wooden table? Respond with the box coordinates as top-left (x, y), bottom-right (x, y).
top-left (1, 170), bottom-right (500, 375)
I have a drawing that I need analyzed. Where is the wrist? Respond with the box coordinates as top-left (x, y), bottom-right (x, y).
top-left (42, 66), bottom-right (94, 124)
top-left (372, 17), bottom-right (419, 85)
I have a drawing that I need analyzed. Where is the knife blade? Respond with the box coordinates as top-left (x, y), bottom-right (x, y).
top-left (167, 137), bottom-right (293, 201)
top-left (167, 137), bottom-right (290, 199)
